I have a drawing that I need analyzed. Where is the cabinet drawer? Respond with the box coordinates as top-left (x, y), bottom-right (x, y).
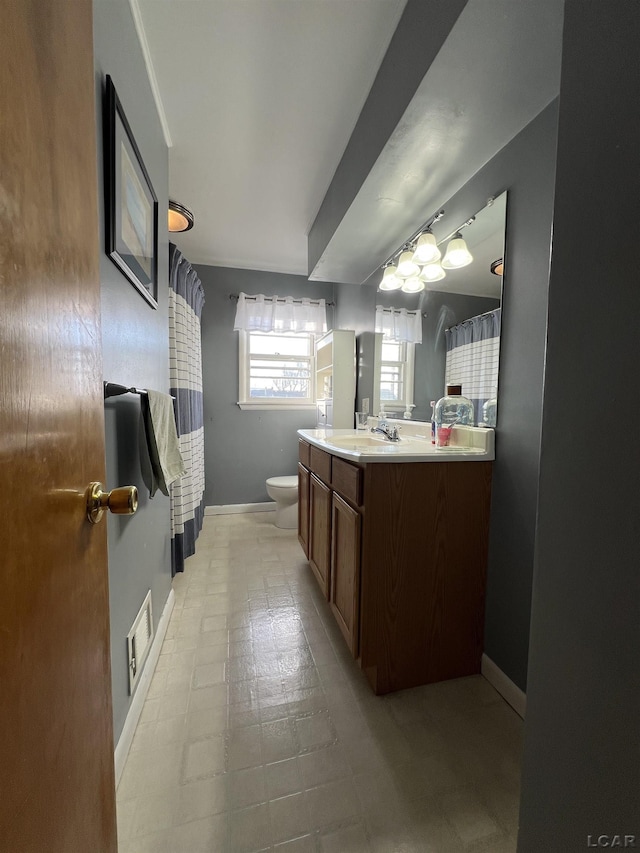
top-left (298, 439), bottom-right (310, 467)
top-left (309, 445), bottom-right (331, 484)
top-left (331, 457), bottom-right (362, 507)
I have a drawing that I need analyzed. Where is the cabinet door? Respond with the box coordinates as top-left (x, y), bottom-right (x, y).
top-left (330, 493), bottom-right (361, 657)
top-left (309, 474), bottom-right (331, 598)
top-left (297, 464), bottom-right (310, 557)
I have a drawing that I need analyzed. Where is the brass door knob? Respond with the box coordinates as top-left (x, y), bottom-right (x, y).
top-left (86, 482), bottom-right (138, 524)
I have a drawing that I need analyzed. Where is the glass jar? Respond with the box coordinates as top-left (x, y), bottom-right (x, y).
top-left (434, 384), bottom-right (475, 447)
top-left (482, 397), bottom-right (497, 428)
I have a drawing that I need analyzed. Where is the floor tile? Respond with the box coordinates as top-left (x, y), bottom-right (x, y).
top-left (228, 765), bottom-right (267, 810)
top-left (305, 776), bottom-right (361, 830)
top-left (266, 757), bottom-right (303, 799)
top-left (182, 735), bottom-right (226, 782)
top-left (229, 802), bottom-right (271, 853)
top-left (293, 710), bottom-right (337, 753)
top-left (269, 791), bottom-right (310, 843)
top-left (117, 513), bottom-right (522, 853)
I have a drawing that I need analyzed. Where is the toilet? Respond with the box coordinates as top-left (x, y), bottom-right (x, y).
top-left (265, 475), bottom-right (299, 529)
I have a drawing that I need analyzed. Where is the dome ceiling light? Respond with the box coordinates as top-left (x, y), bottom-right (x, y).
top-left (168, 200), bottom-right (195, 233)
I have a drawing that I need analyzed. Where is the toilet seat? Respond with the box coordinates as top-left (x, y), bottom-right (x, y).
top-left (266, 475), bottom-right (298, 489)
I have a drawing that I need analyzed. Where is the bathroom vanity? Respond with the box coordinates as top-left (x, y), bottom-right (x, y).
top-left (297, 425), bottom-right (494, 695)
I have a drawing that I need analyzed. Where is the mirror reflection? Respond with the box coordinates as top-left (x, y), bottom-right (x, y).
top-left (373, 191), bottom-right (506, 426)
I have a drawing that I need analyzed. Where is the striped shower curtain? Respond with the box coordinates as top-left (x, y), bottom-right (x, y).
top-left (169, 244), bottom-right (205, 575)
top-left (445, 308), bottom-right (501, 424)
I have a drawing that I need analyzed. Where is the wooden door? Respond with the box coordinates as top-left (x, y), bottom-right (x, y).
top-left (0, 2), bottom-right (117, 850)
top-left (308, 474), bottom-right (331, 597)
top-left (297, 463), bottom-right (310, 557)
top-left (330, 493), bottom-right (361, 656)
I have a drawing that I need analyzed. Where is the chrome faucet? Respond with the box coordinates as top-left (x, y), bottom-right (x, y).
top-left (370, 420), bottom-right (400, 441)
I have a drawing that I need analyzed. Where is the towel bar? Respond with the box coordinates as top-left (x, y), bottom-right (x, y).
top-left (103, 382), bottom-right (146, 399)
top-left (103, 382), bottom-right (175, 400)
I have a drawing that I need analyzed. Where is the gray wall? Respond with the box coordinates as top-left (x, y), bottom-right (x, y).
top-left (196, 266), bottom-right (335, 506)
top-left (518, 2), bottom-right (640, 848)
top-left (440, 103), bottom-right (558, 692)
top-left (94, 0), bottom-right (172, 743)
top-left (334, 102), bottom-right (558, 692)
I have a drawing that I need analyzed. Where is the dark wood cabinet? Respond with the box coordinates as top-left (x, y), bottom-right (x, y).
top-left (308, 474), bottom-right (331, 597)
top-left (330, 492), bottom-right (361, 656)
top-left (297, 437), bottom-right (493, 695)
top-left (297, 463), bottom-right (310, 558)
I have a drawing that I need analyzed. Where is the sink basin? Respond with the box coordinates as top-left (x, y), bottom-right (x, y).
top-left (299, 425), bottom-right (494, 462)
top-left (327, 434), bottom-right (394, 448)
top-left (326, 435), bottom-right (406, 452)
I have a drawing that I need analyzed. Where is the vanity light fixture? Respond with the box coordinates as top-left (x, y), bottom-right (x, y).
top-left (420, 262), bottom-right (446, 283)
top-left (441, 232), bottom-right (473, 269)
top-left (396, 249), bottom-right (420, 279)
top-left (168, 199), bottom-right (195, 233)
top-left (412, 230), bottom-right (441, 265)
top-left (491, 258), bottom-right (504, 276)
top-left (401, 275), bottom-right (425, 294)
top-left (379, 263), bottom-right (403, 291)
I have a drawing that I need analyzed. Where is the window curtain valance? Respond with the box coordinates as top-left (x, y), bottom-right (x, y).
top-left (233, 292), bottom-right (327, 334)
top-left (375, 305), bottom-right (423, 344)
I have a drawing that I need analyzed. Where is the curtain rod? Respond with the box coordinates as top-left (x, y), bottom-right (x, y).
top-left (445, 306), bottom-right (500, 332)
top-left (229, 293), bottom-right (335, 307)
top-left (376, 306), bottom-right (424, 317)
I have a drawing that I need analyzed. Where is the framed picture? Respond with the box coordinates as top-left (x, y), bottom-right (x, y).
top-left (104, 75), bottom-right (158, 308)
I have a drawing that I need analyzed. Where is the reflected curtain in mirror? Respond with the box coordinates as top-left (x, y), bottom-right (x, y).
top-left (445, 308), bottom-right (501, 424)
top-left (169, 244), bottom-right (206, 575)
top-left (374, 305), bottom-right (422, 343)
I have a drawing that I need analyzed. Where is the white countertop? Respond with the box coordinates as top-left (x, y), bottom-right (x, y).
top-left (298, 425), bottom-right (495, 464)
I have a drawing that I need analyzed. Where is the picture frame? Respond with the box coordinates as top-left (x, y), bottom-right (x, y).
top-left (104, 75), bottom-right (158, 308)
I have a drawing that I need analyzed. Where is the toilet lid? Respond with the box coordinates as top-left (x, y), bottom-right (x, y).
top-left (266, 475), bottom-right (298, 488)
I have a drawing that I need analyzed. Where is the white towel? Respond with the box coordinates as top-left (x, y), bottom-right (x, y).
top-left (142, 390), bottom-right (186, 497)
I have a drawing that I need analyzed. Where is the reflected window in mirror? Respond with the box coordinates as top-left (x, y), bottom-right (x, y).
top-left (379, 339), bottom-right (415, 414)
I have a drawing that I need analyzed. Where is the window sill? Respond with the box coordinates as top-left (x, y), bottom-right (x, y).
top-left (237, 402), bottom-right (316, 412)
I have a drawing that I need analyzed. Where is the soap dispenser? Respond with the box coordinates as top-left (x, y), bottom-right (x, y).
top-left (434, 384), bottom-right (474, 447)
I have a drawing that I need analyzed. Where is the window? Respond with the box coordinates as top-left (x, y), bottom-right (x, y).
top-left (379, 339), bottom-right (415, 412)
top-left (238, 330), bottom-right (315, 410)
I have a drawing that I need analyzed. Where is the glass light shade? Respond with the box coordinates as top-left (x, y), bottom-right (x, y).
top-left (401, 275), bottom-right (424, 293)
top-left (412, 231), bottom-right (441, 265)
top-left (419, 263), bottom-right (446, 283)
top-left (441, 234), bottom-right (473, 269)
top-left (491, 258), bottom-right (504, 276)
top-left (397, 250), bottom-right (419, 278)
top-left (168, 200), bottom-right (194, 232)
top-left (379, 265), bottom-right (402, 291)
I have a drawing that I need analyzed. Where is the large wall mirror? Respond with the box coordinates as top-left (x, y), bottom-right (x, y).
top-left (368, 191), bottom-right (507, 426)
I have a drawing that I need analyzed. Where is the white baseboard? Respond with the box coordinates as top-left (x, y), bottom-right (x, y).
top-left (481, 653), bottom-right (527, 719)
top-left (205, 502), bottom-right (276, 516)
top-left (114, 587), bottom-right (175, 787)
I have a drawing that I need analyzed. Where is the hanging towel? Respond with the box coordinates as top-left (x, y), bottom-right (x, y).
top-left (141, 390), bottom-right (186, 497)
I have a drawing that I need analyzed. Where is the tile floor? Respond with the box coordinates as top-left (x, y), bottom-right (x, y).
top-left (117, 512), bottom-right (523, 853)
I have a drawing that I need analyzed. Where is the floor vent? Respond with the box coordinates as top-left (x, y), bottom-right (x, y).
top-left (127, 590), bottom-right (154, 696)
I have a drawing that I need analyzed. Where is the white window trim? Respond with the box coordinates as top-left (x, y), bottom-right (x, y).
top-left (379, 341), bottom-right (415, 413)
top-left (237, 330), bottom-right (316, 411)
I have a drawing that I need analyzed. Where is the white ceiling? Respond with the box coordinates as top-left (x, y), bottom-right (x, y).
top-left (133, 0), bottom-right (563, 285)
top-left (134, 0), bottom-right (407, 274)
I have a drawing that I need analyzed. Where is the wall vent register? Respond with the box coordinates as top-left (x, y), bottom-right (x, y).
top-left (127, 590), bottom-right (154, 695)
